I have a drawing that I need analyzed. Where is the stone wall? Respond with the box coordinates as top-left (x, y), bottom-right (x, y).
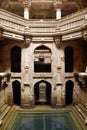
top-left (0, 38), bottom-right (85, 107)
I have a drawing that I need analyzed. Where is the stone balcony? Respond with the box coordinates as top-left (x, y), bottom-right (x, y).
top-left (0, 8), bottom-right (87, 41)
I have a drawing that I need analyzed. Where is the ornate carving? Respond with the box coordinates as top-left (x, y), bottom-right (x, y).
top-left (24, 26), bottom-right (31, 46)
top-left (54, 0), bottom-right (62, 9)
top-left (83, 29), bottom-right (87, 42)
top-left (24, 36), bottom-right (31, 46)
top-left (22, 0), bottom-right (31, 8)
top-left (54, 37), bottom-right (61, 48)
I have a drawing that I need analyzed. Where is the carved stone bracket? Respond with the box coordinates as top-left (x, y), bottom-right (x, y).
top-left (54, 37), bottom-right (61, 48)
top-left (74, 72), bottom-right (87, 87)
top-left (24, 26), bottom-right (32, 46)
top-left (83, 29), bottom-right (87, 42)
top-left (0, 73), bottom-right (11, 87)
top-left (24, 35), bottom-right (32, 46)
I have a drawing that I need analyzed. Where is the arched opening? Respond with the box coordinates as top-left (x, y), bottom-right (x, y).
top-left (34, 80), bottom-right (51, 105)
top-left (65, 46), bottom-right (73, 72)
top-left (11, 46), bottom-right (21, 72)
top-left (34, 45), bottom-right (51, 73)
top-left (65, 80), bottom-right (74, 105)
top-left (12, 80), bottom-right (21, 105)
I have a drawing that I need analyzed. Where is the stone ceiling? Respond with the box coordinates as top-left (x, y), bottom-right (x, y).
top-left (0, 0), bottom-right (87, 19)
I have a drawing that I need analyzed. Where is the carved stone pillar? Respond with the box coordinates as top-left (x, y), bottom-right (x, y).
top-left (54, 0), bottom-right (62, 20)
top-left (22, 0), bottom-right (31, 19)
top-left (23, 53), bottom-right (34, 107)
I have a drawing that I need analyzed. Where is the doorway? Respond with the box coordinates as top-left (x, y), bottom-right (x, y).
top-left (65, 80), bottom-right (74, 105)
top-left (34, 80), bottom-right (51, 105)
top-left (12, 80), bottom-right (21, 105)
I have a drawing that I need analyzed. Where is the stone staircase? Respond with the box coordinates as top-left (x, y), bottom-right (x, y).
top-left (0, 105), bottom-right (16, 130)
top-left (0, 101), bottom-right (11, 126)
top-left (72, 105), bottom-right (87, 130)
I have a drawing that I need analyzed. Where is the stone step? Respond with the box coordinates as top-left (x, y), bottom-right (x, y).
top-left (78, 103), bottom-right (87, 115)
top-left (0, 106), bottom-right (11, 120)
top-left (72, 105), bottom-right (87, 128)
top-left (73, 106), bottom-right (84, 121)
top-left (0, 106), bottom-right (16, 130)
top-left (0, 101), bottom-right (5, 109)
top-left (0, 104), bottom-right (8, 114)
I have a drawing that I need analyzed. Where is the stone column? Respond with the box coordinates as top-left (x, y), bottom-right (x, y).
top-left (23, 0), bottom-right (31, 19)
top-left (23, 50), bottom-right (30, 107)
top-left (56, 8), bottom-right (61, 20)
top-left (56, 66), bottom-right (62, 106)
top-left (22, 40), bottom-right (34, 108)
top-left (54, 0), bottom-right (62, 20)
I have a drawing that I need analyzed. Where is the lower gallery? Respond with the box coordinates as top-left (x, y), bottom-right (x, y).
top-left (0, 0), bottom-right (87, 129)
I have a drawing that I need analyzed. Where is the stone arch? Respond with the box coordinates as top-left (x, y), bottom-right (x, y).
top-left (12, 80), bottom-right (21, 105)
top-left (34, 80), bottom-right (52, 105)
top-left (34, 45), bottom-right (52, 73)
top-left (11, 46), bottom-right (21, 72)
top-left (65, 46), bottom-right (74, 72)
top-left (34, 45), bottom-right (51, 53)
top-left (65, 80), bottom-right (74, 105)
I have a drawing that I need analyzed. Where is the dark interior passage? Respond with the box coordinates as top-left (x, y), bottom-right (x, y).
top-left (65, 46), bottom-right (73, 72)
top-left (34, 80), bottom-right (51, 105)
top-left (11, 46), bottom-right (21, 72)
top-left (34, 45), bottom-right (51, 73)
top-left (34, 62), bottom-right (51, 72)
top-left (12, 80), bottom-right (21, 105)
top-left (65, 80), bottom-right (74, 105)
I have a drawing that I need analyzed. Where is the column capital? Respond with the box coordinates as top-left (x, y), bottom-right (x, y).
top-left (54, 0), bottom-right (62, 9)
top-left (22, 0), bottom-right (31, 8)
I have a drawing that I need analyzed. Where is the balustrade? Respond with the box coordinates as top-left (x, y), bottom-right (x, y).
top-left (58, 9), bottom-right (87, 32)
top-left (0, 8), bottom-right (87, 39)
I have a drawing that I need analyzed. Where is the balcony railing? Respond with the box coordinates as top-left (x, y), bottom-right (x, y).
top-left (0, 8), bottom-right (87, 39)
top-left (58, 8), bottom-right (87, 33)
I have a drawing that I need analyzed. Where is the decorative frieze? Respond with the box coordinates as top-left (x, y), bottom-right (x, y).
top-left (33, 73), bottom-right (53, 79)
top-left (62, 32), bottom-right (82, 41)
top-left (3, 31), bottom-right (24, 40)
top-left (32, 37), bottom-right (54, 42)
